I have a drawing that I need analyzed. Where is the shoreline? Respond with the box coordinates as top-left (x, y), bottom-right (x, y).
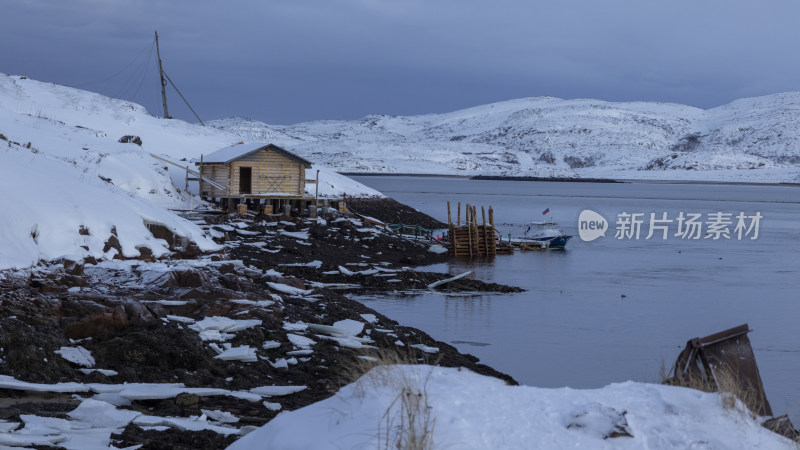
top-left (344, 172), bottom-right (800, 187)
top-left (0, 199), bottom-right (520, 448)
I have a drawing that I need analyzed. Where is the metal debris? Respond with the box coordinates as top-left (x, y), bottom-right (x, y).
top-left (668, 323), bottom-right (772, 417)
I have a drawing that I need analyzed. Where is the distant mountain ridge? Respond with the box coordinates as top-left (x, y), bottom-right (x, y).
top-left (209, 93), bottom-right (800, 182)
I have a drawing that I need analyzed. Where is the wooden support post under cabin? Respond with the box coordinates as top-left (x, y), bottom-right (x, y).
top-left (457, 203), bottom-right (461, 227)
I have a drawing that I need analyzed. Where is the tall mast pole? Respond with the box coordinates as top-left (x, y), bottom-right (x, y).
top-left (155, 31), bottom-right (170, 119)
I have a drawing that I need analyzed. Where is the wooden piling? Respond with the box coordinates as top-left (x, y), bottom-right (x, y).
top-left (466, 204), bottom-right (473, 257)
top-left (446, 202), bottom-right (501, 257)
top-left (447, 201), bottom-right (452, 226)
top-left (481, 206), bottom-right (489, 255)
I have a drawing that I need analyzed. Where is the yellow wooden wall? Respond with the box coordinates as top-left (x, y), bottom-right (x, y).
top-left (199, 149), bottom-right (306, 197)
top-left (198, 164), bottom-right (228, 197)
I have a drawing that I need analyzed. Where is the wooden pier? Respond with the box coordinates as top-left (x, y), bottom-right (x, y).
top-left (447, 202), bottom-right (498, 257)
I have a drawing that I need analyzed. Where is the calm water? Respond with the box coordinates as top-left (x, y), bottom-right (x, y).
top-left (351, 176), bottom-right (800, 421)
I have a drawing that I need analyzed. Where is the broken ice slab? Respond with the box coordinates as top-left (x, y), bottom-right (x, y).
top-left (214, 346), bottom-right (258, 362)
top-left (54, 346), bottom-right (95, 367)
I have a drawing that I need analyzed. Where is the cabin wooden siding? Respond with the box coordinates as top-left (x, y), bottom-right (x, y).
top-left (199, 148), bottom-right (307, 197)
top-left (199, 165), bottom-right (228, 197)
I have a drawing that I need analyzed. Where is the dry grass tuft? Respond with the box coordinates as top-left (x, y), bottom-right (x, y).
top-left (339, 349), bottom-right (439, 450)
top-left (662, 361), bottom-right (766, 419)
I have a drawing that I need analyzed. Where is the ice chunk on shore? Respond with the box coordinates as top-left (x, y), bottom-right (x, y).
top-left (249, 385), bottom-right (307, 397)
top-left (287, 334), bottom-right (316, 349)
top-left (78, 368), bottom-right (118, 376)
top-left (282, 322), bottom-right (308, 332)
top-left (266, 281), bottom-right (312, 296)
top-left (360, 313), bottom-right (378, 324)
top-left (333, 319), bottom-right (364, 336)
top-left (279, 230), bottom-right (310, 240)
top-left (214, 346), bottom-right (258, 362)
top-left (269, 358), bottom-right (289, 370)
top-left (54, 346), bottom-right (95, 367)
top-left (262, 401), bottom-right (282, 411)
top-left (410, 343), bottom-right (440, 354)
top-left (201, 409), bottom-right (240, 424)
top-left (166, 315), bottom-right (196, 324)
top-left (262, 340), bottom-right (281, 349)
top-left (67, 398), bottom-right (140, 428)
top-left (281, 260), bottom-right (322, 269)
top-left (189, 316), bottom-right (261, 334)
top-left (428, 244), bottom-right (448, 254)
top-left (0, 375), bottom-right (89, 393)
top-left (133, 415), bottom-right (239, 435)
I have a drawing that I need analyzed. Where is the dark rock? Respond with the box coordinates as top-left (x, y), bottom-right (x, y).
top-left (118, 135), bottom-right (143, 146)
top-left (276, 277), bottom-right (305, 290)
top-left (175, 393), bottom-right (199, 406)
top-left (0, 317), bottom-right (78, 383)
top-left (103, 234), bottom-right (122, 257)
top-left (168, 270), bottom-right (209, 288)
top-left (217, 263), bottom-right (236, 275)
top-left (61, 274), bottom-right (86, 288)
top-left (61, 304), bottom-right (129, 339)
top-left (62, 259), bottom-right (84, 276)
top-left (136, 247), bottom-right (154, 262)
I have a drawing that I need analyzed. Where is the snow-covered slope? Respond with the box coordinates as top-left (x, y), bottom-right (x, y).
top-left (0, 74), bottom-right (379, 270)
top-left (229, 365), bottom-right (794, 450)
top-left (211, 94), bottom-right (800, 183)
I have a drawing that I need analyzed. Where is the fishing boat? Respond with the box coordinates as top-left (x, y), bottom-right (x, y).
top-left (521, 219), bottom-right (572, 249)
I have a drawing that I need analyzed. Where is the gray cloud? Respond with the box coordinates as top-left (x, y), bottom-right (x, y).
top-left (4, 0), bottom-right (800, 124)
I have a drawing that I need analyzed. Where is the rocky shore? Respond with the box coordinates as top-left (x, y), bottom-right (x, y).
top-left (0, 198), bottom-right (521, 449)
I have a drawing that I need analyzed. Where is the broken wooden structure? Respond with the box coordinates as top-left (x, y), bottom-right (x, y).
top-left (447, 202), bottom-right (497, 257)
top-left (669, 323), bottom-right (772, 416)
top-left (196, 143), bottom-right (315, 213)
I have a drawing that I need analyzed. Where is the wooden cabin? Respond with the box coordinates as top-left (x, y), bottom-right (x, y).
top-left (197, 143), bottom-right (314, 211)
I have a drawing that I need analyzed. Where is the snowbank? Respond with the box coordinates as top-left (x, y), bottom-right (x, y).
top-left (305, 165), bottom-right (383, 199)
top-left (228, 365), bottom-right (793, 450)
top-left (0, 73), bottom-right (383, 269)
top-left (0, 148), bottom-right (219, 270)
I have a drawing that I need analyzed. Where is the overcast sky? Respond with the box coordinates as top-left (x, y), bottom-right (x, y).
top-left (4, 1), bottom-right (800, 124)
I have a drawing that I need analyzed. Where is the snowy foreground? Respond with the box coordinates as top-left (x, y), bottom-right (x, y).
top-left (230, 365), bottom-right (793, 450)
top-left (0, 364), bottom-right (791, 449)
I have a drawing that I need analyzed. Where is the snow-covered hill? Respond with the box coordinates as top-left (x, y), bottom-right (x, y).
top-left (0, 74), bottom-right (378, 270)
top-left (210, 94), bottom-right (800, 183)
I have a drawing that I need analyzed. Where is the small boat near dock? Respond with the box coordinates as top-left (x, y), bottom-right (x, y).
top-left (520, 219), bottom-right (572, 249)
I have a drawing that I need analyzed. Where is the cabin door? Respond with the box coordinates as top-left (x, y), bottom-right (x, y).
top-left (239, 167), bottom-right (252, 194)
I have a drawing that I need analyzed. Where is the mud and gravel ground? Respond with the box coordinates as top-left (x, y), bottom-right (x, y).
top-left (0, 197), bottom-right (521, 449)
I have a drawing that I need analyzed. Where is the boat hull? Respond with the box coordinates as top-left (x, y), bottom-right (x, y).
top-left (522, 235), bottom-right (572, 249)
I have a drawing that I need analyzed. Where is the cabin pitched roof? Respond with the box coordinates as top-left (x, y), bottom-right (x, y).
top-left (202, 143), bottom-right (312, 167)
